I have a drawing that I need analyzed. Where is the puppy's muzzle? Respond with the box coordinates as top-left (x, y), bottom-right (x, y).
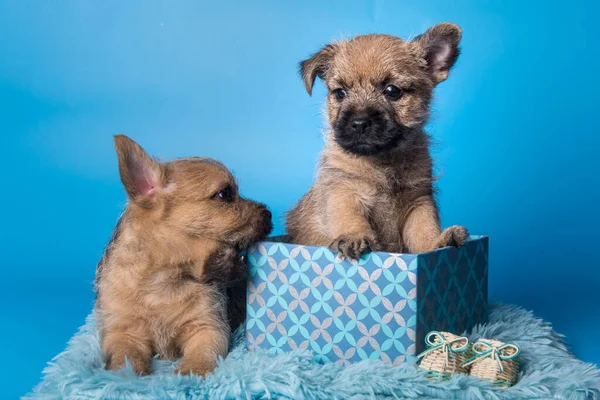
top-left (259, 206), bottom-right (273, 233)
top-left (250, 202), bottom-right (273, 241)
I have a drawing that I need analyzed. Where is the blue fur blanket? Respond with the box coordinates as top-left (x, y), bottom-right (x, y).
top-left (26, 303), bottom-right (600, 399)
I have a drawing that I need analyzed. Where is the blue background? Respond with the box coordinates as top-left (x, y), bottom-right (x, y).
top-left (1, 0), bottom-right (598, 397)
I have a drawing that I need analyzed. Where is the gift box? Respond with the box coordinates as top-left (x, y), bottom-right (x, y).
top-left (245, 236), bottom-right (488, 365)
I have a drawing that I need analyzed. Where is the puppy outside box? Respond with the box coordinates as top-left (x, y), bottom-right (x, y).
top-left (244, 236), bottom-right (488, 365)
top-left (95, 135), bottom-right (272, 378)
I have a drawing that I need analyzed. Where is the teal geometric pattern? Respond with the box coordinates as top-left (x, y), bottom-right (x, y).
top-left (417, 237), bottom-right (489, 353)
top-left (245, 236), bottom-right (488, 366)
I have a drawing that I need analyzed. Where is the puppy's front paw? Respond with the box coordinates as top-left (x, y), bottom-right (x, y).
top-left (331, 233), bottom-right (374, 259)
top-left (177, 357), bottom-right (217, 378)
top-left (105, 349), bottom-right (152, 376)
top-left (437, 225), bottom-right (469, 248)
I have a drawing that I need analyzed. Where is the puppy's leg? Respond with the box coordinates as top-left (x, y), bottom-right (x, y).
top-left (102, 319), bottom-right (153, 375)
top-left (327, 187), bottom-right (375, 259)
top-left (176, 320), bottom-right (229, 377)
top-left (402, 197), bottom-right (468, 253)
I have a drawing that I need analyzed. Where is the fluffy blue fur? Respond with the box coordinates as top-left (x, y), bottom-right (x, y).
top-left (26, 303), bottom-right (600, 399)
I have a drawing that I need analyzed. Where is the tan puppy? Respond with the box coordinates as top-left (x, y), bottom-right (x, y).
top-left (95, 135), bottom-right (272, 376)
top-left (287, 23), bottom-right (468, 259)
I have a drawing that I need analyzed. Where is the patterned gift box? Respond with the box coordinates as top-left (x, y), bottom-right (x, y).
top-left (245, 236), bottom-right (488, 365)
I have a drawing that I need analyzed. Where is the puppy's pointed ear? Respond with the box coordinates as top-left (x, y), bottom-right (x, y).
top-left (299, 44), bottom-right (338, 95)
top-left (114, 135), bottom-right (166, 206)
top-left (413, 23), bottom-right (462, 84)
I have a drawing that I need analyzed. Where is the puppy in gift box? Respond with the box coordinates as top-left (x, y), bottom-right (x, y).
top-left (287, 22), bottom-right (468, 258)
top-left (245, 23), bottom-right (488, 365)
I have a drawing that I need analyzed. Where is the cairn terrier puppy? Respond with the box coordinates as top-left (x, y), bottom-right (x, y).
top-left (287, 23), bottom-right (469, 259)
top-left (95, 135), bottom-right (272, 376)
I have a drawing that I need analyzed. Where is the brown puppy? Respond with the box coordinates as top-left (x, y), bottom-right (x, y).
top-left (287, 23), bottom-right (468, 258)
top-left (95, 135), bottom-right (272, 377)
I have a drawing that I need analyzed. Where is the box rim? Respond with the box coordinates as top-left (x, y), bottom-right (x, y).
top-left (253, 235), bottom-right (488, 258)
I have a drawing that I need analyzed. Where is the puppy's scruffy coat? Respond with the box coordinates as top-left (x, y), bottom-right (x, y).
top-left (95, 135), bottom-right (272, 376)
top-left (287, 23), bottom-right (468, 258)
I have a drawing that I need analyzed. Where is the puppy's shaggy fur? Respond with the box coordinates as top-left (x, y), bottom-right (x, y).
top-left (287, 23), bottom-right (469, 258)
top-left (95, 135), bottom-right (272, 376)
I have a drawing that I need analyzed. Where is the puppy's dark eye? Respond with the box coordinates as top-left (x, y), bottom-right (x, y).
top-left (213, 185), bottom-right (234, 202)
top-left (383, 85), bottom-right (403, 101)
top-left (332, 88), bottom-right (347, 101)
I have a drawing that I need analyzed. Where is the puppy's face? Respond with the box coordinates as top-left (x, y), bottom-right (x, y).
top-left (114, 135), bottom-right (272, 250)
top-left (300, 23), bottom-right (462, 156)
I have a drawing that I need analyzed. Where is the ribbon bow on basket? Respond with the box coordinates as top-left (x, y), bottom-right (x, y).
top-left (462, 340), bottom-right (521, 374)
top-left (417, 331), bottom-right (470, 367)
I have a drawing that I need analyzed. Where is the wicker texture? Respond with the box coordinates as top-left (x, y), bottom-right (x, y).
top-left (417, 331), bottom-right (470, 380)
top-left (463, 339), bottom-right (521, 388)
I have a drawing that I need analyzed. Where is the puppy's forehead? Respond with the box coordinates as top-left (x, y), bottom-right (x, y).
top-left (330, 34), bottom-right (421, 84)
top-left (169, 157), bottom-right (235, 190)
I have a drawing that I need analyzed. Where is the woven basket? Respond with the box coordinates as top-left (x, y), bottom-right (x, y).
top-left (463, 339), bottom-right (520, 388)
top-left (417, 331), bottom-right (470, 380)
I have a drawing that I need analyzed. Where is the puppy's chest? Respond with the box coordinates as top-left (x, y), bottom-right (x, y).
top-left (138, 263), bottom-right (212, 307)
top-left (369, 188), bottom-right (401, 233)
top-left (367, 176), bottom-right (416, 251)
top-left (370, 172), bottom-right (413, 211)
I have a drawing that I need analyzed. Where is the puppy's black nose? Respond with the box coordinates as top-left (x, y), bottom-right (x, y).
top-left (350, 118), bottom-right (372, 134)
